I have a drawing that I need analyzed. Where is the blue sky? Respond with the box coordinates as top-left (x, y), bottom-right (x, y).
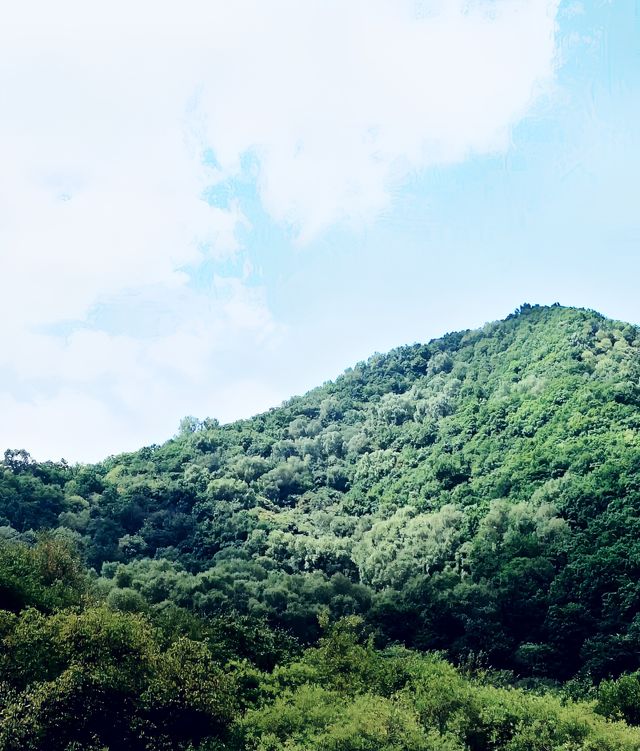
top-left (1, 0), bottom-right (639, 461)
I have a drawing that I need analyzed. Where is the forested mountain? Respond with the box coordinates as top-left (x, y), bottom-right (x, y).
top-left (3, 303), bottom-right (640, 749)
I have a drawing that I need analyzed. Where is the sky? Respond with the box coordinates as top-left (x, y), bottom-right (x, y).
top-left (1, 0), bottom-right (639, 462)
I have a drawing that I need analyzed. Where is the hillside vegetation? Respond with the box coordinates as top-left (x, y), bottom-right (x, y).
top-left (3, 303), bottom-right (640, 749)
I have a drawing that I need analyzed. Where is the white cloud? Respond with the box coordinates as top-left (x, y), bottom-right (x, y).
top-left (0, 0), bottom-right (560, 460)
top-left (0, 391), bottom-right (133, 464)
top-left (196, 0), bottom-right (561, 240)
top-left (0, 281), bottom-right (283, 462)
top-left (1, 1), bottom-right (560, 253)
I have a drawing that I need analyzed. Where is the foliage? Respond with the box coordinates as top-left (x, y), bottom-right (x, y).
top-left (2, 606), bottom-right (638, 750)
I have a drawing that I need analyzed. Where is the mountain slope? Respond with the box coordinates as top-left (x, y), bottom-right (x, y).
top-left (3, 303), bottom-right (640, 679)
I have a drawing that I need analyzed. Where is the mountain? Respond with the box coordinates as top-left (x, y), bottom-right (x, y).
top-left (4, 302), bottom-right (640, 676)
top-left (3, 303), bottom-right (640, 749)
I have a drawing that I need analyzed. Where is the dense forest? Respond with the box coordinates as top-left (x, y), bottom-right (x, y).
top-left (3, 303), bottom-right (640, 749)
